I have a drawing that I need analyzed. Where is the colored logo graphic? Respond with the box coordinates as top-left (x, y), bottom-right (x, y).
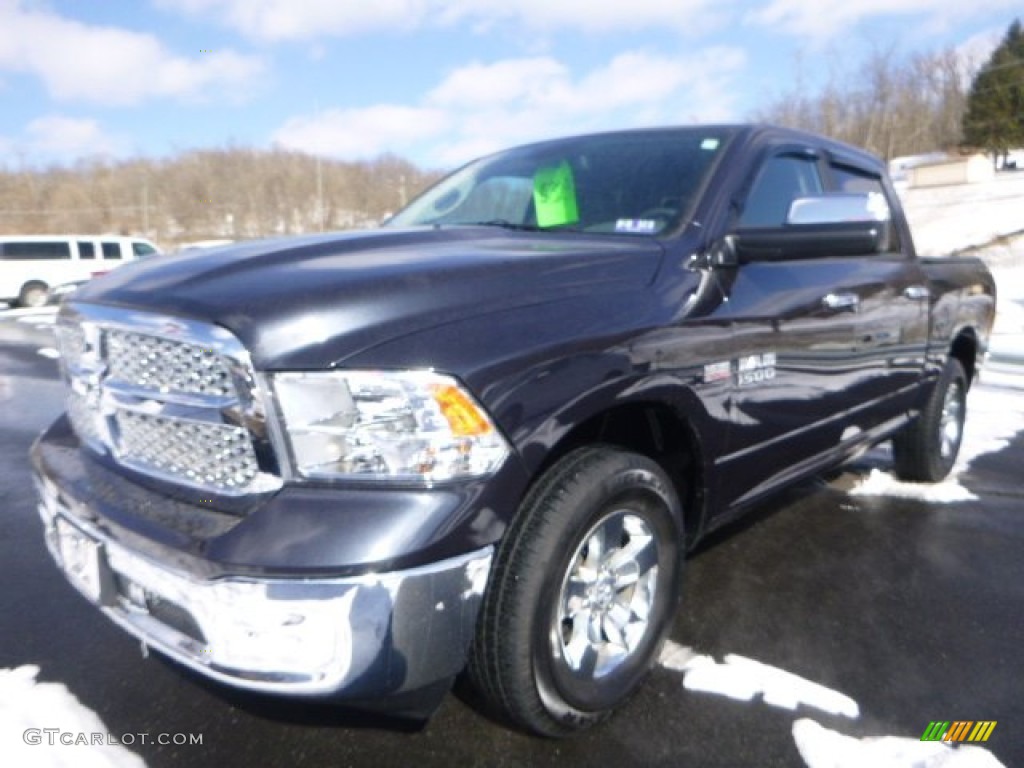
top-left (920, 721), bottom-right (997, 742)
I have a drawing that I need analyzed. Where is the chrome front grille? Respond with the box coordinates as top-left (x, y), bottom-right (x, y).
top-left (106, 330), bottom-right (233, 397)
top-left (56, 305), bottom-right (280, 497)
top-left (115, 410), bottom-right (259, 491)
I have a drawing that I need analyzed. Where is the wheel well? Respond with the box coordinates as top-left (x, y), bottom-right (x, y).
top-left (536, 403), bottom-right (705, 547)
top-left (950, 331), bottom-right (978, 387)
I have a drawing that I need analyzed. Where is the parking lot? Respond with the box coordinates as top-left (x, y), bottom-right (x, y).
top-left (1, 306), bottom-right (1020, 767)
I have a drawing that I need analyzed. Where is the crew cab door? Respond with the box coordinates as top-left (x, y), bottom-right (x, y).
top-left (710, 148), bottom-right (898, 509)
top-left (822, 158), bottom-right (929, 422)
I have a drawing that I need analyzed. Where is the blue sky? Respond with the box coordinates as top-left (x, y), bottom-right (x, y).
top-left (0, 0), bottom-right (1018, 170)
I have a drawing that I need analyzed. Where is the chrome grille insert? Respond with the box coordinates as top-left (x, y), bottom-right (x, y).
top-left (107, 331), bottom-right (233, 397)
top-left (56, 304), bottom-right (281, 497)
top-left (115, 410), bottom-right (259, 490)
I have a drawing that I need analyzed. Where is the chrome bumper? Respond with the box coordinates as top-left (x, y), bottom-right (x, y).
top-left (34, 471), bottom-right (493, 698)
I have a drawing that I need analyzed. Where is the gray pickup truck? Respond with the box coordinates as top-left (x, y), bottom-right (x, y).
top-left (33, 124), bottom-right (995, 735)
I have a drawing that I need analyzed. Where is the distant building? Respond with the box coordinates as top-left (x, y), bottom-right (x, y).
top-left (906, 154), bottom-right (995, 188)
top-left (889, 153), bottom-right (948, 188)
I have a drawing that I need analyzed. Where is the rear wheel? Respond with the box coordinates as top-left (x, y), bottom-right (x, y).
top-left (18, 282), bottom-right (49, 308)
top-left (468, 446), bottom-right (684, 736)
top-left (892, 357), bottom-right (967, 482)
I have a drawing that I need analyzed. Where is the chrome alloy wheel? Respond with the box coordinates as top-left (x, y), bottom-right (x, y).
top-left (939, 379), bottom-right (965, 460)
top-left (553, 509), bottom-right (659, 680)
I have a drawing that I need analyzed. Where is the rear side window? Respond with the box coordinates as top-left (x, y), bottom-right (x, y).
top-left (831, 164), bottom-right (886, 195)
top-left (132, 242), bottom-right (157, 257)
top-left (830, 164), bottom-right (901, 252)
top-left (0, 241), bottom-right (72, 260)
top-left (101, 242), bottom-right (122, 260)
top-left (78, 241), bottom-right (96, 259)
top-left (740, 155), bottom-right (823, 228)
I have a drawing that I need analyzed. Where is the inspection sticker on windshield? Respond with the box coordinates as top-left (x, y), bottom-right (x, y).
top-left (701, 138), bottom-right (720, 151)
top-left (615, 219), bottom-right (658, 234)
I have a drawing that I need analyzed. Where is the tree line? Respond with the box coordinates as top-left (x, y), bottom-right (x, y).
top-left (0, 149), bottom-right (442, 247)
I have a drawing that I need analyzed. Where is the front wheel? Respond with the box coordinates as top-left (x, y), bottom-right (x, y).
top-left (892, 357), bottom-right (967, 482)
top-left (468, 446), bottom-right (684, 736)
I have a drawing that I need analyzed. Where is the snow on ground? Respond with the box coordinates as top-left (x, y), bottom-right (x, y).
top-left (900, 173), bottom-right (1024, 257)
top-left (0, 665), bottom-right (146, 768)
top-left (793, 719), bottom-right (1006, 768)
top-left (658, 640), bottom-right (859, 718)
top-left (851, 384), bottom-right (1024, 503)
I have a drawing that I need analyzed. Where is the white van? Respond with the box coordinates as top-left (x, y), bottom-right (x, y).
top-left (0, 235), bottom-right (160, 307)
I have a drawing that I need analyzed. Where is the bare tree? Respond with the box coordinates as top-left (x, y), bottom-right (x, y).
top-left (0, 148), bottom-right (443, 246)
top-left (756, 44), bottom-right (973, 160)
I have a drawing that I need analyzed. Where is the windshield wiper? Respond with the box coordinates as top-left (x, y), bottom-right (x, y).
top-left (463, 219), bottom-right (544, 231)
top-left (463, 219), bottom-right (584, 233)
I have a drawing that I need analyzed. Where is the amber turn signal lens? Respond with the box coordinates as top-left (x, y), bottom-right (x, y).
top-left (432, 384), bottom-right (493, 437)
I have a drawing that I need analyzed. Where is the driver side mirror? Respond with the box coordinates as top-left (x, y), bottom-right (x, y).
top-left (727, 193), bottom-right (893, 263)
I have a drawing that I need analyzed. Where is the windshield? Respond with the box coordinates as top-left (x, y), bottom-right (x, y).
top-left (387, 128), bottom-right (734, 236)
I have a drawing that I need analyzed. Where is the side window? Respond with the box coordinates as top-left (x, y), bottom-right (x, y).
top-left (132, 242), bottom-right (157, 257)
top-left (2, 241), bottom-right (72, 260)
top-left (830, 164), bottom-right (901, 252)
top-left (740, 154), bottom-right (823, 228)
top-left (78, 241), bottom-right (95, 259)
top-left (101, 242), bottom-right (122, 260)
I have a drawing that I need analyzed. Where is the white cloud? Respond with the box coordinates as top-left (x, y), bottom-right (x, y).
top-left (274, 48), bottom-right (748, 165)
top-left (0, 1), bottom-right (264, 105)
top-left (24, 116), bottom-right (124, 160)
top-left (157, 0), bottom-right (429, 42)
top-left (427, 58), bottom-right (570, 109)
top-left (748, 0), bottom-right (1022, 42)
top-left (158, 0), bottom-right (727, 41)
top-left (273, 105), bottom-right (451, 158)
top-left (438, 0), bottom-right (729, 36)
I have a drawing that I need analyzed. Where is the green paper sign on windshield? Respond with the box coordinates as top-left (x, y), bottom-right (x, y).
top-left (533, 161), bottom-right (579, 228)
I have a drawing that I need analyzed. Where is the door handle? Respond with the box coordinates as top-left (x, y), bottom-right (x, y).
top-left (822, 292), bottom-right (860, 312)
top-left (904, 284), bottom-right (930, 301)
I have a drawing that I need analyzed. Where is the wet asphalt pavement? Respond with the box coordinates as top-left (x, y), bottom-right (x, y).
top-left (1, 311), bottom-right (1021, 767)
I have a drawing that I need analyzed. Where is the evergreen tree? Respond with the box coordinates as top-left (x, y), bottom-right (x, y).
top-left (963, 19), bottom-right (1024, 164)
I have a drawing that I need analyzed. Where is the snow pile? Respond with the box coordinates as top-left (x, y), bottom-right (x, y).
top-left (851, 386), bottom-right (1024, 502)
top-left (793, 718), bottom-right (1006, 768)
top-left (0, 665), bottom-right (146, 768)
top-left (658, 641), bottom-right (859, 718)
top-left (851, 470), bottom-right (977, 502)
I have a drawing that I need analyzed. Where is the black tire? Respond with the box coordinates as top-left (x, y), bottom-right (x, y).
top-left (18, 282), bottom-right (49, 308)
top-left (468, 446), bottom-right (684, 736)
top-left (892, 357), bottom-right (967, 482)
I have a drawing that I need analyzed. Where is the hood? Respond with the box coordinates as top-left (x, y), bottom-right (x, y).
top-left (75, 227), bottom-right (663, 369)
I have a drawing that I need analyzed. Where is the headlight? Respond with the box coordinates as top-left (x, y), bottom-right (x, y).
top-left (272, 371), bottom-right (509, 483)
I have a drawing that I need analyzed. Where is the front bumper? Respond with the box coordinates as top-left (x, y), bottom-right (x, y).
top-left (32, 451), bottom-right (494, 704)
